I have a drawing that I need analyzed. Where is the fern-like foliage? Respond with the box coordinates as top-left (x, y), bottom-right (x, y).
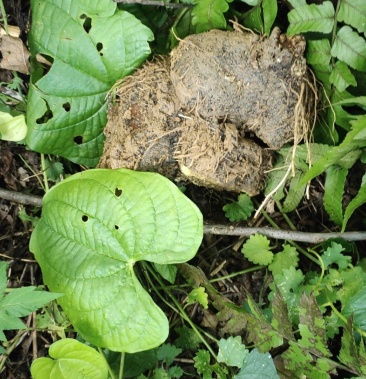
top-left (263, 0), bottom-right (366, 230)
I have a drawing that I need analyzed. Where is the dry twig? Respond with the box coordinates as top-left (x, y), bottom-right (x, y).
top-left (2, 188), bottom-right (366, 243)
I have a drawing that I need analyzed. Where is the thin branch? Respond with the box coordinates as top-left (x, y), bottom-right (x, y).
top-left (0, 188), bottom-right (42, 207)
top-left (203, 224), bottom-right (366, 243)
top-left (113, 0), bottom-right (191, 8)
top-left (2, 187), bottom-right (366, 243)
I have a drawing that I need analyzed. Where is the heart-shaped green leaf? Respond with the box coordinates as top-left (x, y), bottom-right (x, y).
top-left (30, 169), bottom-right (203, 352)
top-left (27, 0), bottom-right (153, 166)
top-left (30, 338), bottom-right (109, 379)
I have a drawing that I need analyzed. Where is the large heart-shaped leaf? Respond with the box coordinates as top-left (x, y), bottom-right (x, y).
top-left (31, 338), bottom-right (109, 379)
top-left (26, 0), bottom-right (153, 166)
top-left (30, 169), bottom-right (203, 352)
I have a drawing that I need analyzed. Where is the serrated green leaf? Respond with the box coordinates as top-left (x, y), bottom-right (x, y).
top-left (175, 326), bottom-right (201, 350)
top-left (191, 0), bottom-right (230, 33)
top-left (217, 336), bottom-right (248, 368)
top-left (187, 287), bottom-right (208, 309)
top-left (331, 26), bottom-right (366, 72)
top-left (342, 173), bottom-right (366, 232)
top-left (0, 310), bottom-right (26, 333)
top-left (323, 166), bottom-right (348, 225)
top-left (306, 39), bottom-right (332, 66)
top-left (157, 344), bottom-right (182, 366)
top-left (321, 242), bottom-right (350, 270)
top-left (241, 234), bottom-right (273, 266)
top-left (330, 60), bottom-right (357, 92)
top-left (271, 287), bottom-right (294, 341)
top-left (337, 0), bottom-right (366, 34)
top-left (153, 368), bottom-right (169, 379)
top-left (44, 159), bottom-right (64, 182)
top-left (338, 317), bottom-right (366, 375)
top-left (287, 1), bottom-right (335, 35)
top-left (245, 294), bottom-right (283, 351)
top-left (223, 194), bottom-right (254, 222)
top-left (343, 286), bottom-right (366, 332)
top-left (194, 350), bottom-right (212, 378)
top-left (30, 338), bottom-right (109, 379)
top-left (30, 169), bottom-right (203, 352)
top-left (168, 366), bottom-right (184, 378)
top-left (273, 266), bottom-right (304, 323)
top-left (281, 174), bottom-right (307, 213)
top-left (269, 245), bottom-right (299, 277)
top-left (27, 0), bottom-right (153, 166)
top-left (234, 348), bottom-right (280, 379)
top-left (262, 0), bottom-right (277, 36)
top-left (298, 293), bottom-right (331, 357)
top-left (337, 266), bottom-right (366, 306)
top-left (282, 342), bottom-right (313, 373)
top-left (0, 112), bottom-right (27, 142)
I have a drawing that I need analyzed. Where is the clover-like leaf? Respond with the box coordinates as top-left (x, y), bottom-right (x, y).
top-left (30, 169), bottom-right (203, 352)
top-left (27, 0), bottom-right (153, 166)
top-left (241, 234), bottom-right (273, 266)
top-left (30, 338), bottom-right (109, 379)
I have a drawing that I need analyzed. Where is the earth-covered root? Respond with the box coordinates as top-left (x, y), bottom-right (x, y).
top-left (170, 27), bottom-right (312, 150)
top-left (175, 120), bottom-right (272, 195)
top-left (99, 28), bottom-right (315, 196)
top-left (98, 57), bottom-right (181, 179)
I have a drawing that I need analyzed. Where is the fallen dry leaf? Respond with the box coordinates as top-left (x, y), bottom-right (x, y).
top-left (0, 29), bottom-right (30, 74)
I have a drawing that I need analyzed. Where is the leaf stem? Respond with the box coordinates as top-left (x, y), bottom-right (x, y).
top-left (142, 262), bottom-right (218, 359)
top-left (98, 347), bottom-right (116, 379)
top-left (41, 154), bottom-right (50, 193)
top-left (18, 154), bottom-right (46, 193)
top-left (119, 352), bottom-right (125, 379)
top-left (0, 0), bottom-right (8, 34)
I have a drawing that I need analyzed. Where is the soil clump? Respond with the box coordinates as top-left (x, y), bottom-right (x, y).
top-left (99, 28), bottom-right (312, 195)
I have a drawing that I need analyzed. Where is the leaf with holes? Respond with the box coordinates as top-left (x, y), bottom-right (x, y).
top-left (30, 169), bottom-right (203, 352)
top-left (26, 0), bottom-right (153, 167)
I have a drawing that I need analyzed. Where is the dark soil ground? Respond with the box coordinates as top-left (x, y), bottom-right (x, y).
top-left (1, 2), bottom-right (366, 379)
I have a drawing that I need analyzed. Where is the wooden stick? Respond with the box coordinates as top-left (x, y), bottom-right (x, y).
top-left (113, 0), bottom-right (191, 8)
top-left (2, 187), bottom-right (366, 243)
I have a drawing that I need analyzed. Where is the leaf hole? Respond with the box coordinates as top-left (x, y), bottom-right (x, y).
top-left (62, 102), bottom-right (71, 112)
top-left (36, 100), bottom-right (53, 124)
top-left (115, 225), bottom-right (119, 230)
top-left (74, 136), bottom-right (83, 145)
top-left (82, 215), bottom-right (88, 222)
top-left (82, 16), bottom-right (92, 33)
top-left (115, 188), bottom-right (123, 197)
top-left (96, 42), bottom-right (103, 56)
top-left (39, 54), bottom-right (54, 65)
